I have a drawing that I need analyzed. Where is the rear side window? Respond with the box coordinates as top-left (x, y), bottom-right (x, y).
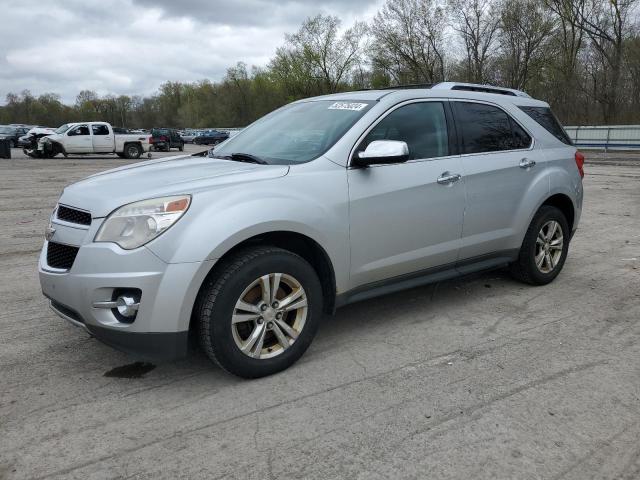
top-left (453, 102), bottom-right (531, 154)
top-left (92, 124), bottom-right (110, 135)
top-left (359, 102), bottom-right (449, 160)
top-left (519, 106), bottom-right (573, 145)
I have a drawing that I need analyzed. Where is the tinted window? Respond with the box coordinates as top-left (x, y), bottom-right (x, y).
top-left (510, 118), bottom-right (532, 149)
top-left (359, 102), bottom-right (449, 160)
top-left (92, 124), bottom-right (110, 135)
top-left (453, 102), bottom-right (531, 154)
top-left (68, 125), bottom-right (89, 136)
top-left (519, 106), bottom-right (572, 145)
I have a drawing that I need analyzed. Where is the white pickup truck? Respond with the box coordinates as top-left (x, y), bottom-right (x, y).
top-left (38, 122), bottom-right (152, 159)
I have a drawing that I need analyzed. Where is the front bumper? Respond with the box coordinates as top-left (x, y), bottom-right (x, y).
top-left (39, 222), bottom-right (215, 361)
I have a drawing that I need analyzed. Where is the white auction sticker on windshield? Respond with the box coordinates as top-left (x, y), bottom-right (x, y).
top-left (328, 102), bottom-right (368, 111)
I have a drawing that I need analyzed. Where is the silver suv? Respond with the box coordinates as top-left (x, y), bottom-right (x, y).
top-left (39, 83), bottom-right (584, 378)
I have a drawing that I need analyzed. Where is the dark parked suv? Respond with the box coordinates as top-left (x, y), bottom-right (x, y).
top-left (0, 125), bottom-right (31, 148)
top-left (151, 128), bottom-right (184, 152)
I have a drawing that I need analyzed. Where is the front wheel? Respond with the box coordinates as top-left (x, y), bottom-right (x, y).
top-left (179, 142), bottom-right (184, 152)
top-left (510, 205), bottom-right (570, 285)
top-left (196, 247), bottom-right (323, 378)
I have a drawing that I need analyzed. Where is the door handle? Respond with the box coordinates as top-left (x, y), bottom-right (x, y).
top-left (437, 172), bottom-right (462, 185)
top-left (519, 158), bottom-right (536, 169)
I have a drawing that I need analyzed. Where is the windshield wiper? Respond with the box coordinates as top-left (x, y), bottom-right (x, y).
top-left (230, 152), bottom-right (268, 165)
top-left (209, 152), bottom-right (268, 165)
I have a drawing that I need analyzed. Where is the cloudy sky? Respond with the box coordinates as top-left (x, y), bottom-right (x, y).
top-left (0, 0), bottom-right (384, 104)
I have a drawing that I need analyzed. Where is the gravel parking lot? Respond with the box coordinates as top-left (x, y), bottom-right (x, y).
top-left (1, 149), bottom-right (639, 480)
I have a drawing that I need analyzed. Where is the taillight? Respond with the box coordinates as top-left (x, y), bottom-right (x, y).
top-left (575, 151), bottom-right (585, 179)
top-left (148, 136), bottom-right (153, 143)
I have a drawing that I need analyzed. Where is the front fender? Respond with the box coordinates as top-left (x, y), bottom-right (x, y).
top-left (145, 165), bottom-right (350, 291)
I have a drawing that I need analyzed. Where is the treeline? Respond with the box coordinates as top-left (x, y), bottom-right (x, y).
top-left (1, 0), bottom-right (639, 128)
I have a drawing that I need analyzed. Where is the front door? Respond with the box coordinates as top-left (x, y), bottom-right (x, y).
top-left (91, 123), bottom-right (113, 152)
top-left (65, 124), bottom-right (92, 153)
top-left (347, 100), bottom-right (466, 288)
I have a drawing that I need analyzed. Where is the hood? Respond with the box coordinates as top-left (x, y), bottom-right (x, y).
top-left (29, 127), bottom-right (55, 136)
top-left (59, 155), bottom-right (289, 217)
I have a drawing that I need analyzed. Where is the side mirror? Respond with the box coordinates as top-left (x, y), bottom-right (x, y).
top-left (353, 140), bottom-right (409, 167)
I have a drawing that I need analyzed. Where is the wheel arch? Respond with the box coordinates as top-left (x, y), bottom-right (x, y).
top-left (540, 193), bottom-right (575, 232)
top-left (48, 140), bottom-right (66, 156)
top-left (122, 141), bottom-right (142, 158)
top-left (188, 230), bottom-right (338, 339)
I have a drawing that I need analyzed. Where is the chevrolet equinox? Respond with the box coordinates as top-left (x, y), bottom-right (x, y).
top-left (39, 82), bottom-right (584, 378)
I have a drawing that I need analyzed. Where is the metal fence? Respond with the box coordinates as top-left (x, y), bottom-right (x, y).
top-left (564, 125), bottom-right (640, 151)
top-left (210, 126), bottom-right (640, 151)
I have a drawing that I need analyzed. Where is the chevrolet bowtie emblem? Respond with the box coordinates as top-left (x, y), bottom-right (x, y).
top-left (45, 224), bottom-right (56, 241)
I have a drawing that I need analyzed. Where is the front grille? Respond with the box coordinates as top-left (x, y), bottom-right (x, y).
top-left (47, 242), bottom-right (80, 270)
top-left (57, 205), bottom-right (92, 226)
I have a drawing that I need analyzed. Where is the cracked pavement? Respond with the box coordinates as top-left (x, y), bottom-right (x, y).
top-left (1, 148), bottom-right (639, 479)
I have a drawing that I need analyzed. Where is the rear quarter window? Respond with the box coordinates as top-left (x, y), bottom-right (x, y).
top-left (518, 106), bottom-right (573, 145)
top-left (453, 102), bottom-right (532, 154)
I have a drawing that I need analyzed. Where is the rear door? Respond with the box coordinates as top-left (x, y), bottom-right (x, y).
top-left (65, 124), bottom-right (92, 153)
top-left (91, 123), bottom-right (114, 152)
top-left (452, 100), bottom-right (541, 260)
top-left (347, 100), bottom-right (466, 287)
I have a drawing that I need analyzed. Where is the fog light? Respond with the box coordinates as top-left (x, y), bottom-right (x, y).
top-left (92, 288), bottom-right (141, 323)
top-left (116, 295), bottom-right (139, 318)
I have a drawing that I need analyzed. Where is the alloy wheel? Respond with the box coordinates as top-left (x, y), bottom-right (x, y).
top-left (535, 220), bottom-right (564, 273)
top-left (231, 273), bottom-right (308, 359)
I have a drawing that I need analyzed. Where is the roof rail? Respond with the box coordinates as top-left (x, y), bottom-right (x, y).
top-left (380, 83), bottom-right (434, 90)
top-left (432, 82), bottom-right (531, 98)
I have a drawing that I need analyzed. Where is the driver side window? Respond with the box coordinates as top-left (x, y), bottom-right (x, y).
top-left (359, 102), bottom-right (449, 160)
top-left (69, 125), bottom-right (89, 136)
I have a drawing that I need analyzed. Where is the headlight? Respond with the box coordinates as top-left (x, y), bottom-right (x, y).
top-left (95, 195), bottom-right (191, 249)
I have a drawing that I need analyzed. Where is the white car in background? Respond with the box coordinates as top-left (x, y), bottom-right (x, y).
top-left (38, 122), bottom-right (152, 159)
top-left (180, 130), bottom-right (200, 143)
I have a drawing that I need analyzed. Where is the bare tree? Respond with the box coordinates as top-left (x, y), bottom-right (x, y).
top-left (448, 0), bottom-right (500, 83)
top-left (274, 14), bottom-right (367, 94)
top-left (546, 0), bottom-right (586, 79)
top-left (558, 0), bottom-right (639, 121)
top-left (371, 0), bottom-right (447, 84)
top-left (496, 0), bottom-right (556, 90)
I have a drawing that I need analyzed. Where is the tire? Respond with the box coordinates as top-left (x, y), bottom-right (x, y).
top-left (510, 205), bottom-right (570, 285)
top-left (179, 142), bottom-right (184, 152)
top-left (124, 143), bottom-right (142, 159)
top-left (9, 139), bottom-right (16, 148)
top-left (196, 246), bottom-right (323, 378)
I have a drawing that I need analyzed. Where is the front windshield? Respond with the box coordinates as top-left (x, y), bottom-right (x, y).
top-left (55, 124), bottom-right (72, 134)
top-left (213, 100), bottom-right (373, 164)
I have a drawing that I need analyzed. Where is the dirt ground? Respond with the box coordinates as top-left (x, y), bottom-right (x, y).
top-left (1, 149), bottom-right (639, 479)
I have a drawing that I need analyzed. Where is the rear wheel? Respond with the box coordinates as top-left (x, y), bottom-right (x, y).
top-left (124, 143), bottom-right (142, 159)
top-left (9, 139), bottom-right (16, 148)
top-left (510, 205), bottom-right (570, 285)
top-left (179, 142), bottom-right (184, 152)
top-left (196, 247), bottom-right (323, 378)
